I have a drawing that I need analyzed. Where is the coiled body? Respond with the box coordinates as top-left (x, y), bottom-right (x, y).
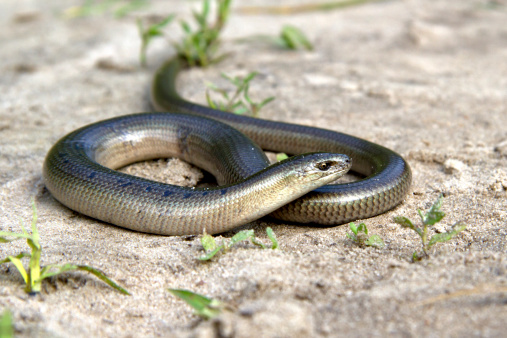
top-left (43, 58), bottom-right (411, 235)
top-left (150, 58), bottom-right (412, 225)
top-left (43, 113), bottom-right (351, 235)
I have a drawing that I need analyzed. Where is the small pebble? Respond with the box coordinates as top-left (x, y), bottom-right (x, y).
top-left (433, 223), bottom-right (447, 233)
top-left (407, 20), bottom-right (454, 47)
top-left (443, 159), bottom-right (467, 175)
top-left (494, 140), bottom-right (507, 157)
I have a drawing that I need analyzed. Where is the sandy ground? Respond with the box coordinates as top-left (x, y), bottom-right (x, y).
top-left (1, 0), bottom-right (506, 336)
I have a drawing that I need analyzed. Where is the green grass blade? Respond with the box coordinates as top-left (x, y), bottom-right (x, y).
top-left (138, 14), bottom-right (175, 66)
top-left (266, 227), bottom-right (278, 249)
top-left (230, 230), bottom-right (253, 243)
top-left (428, 194), bottom-right (444, 213)
top-left (249, 236), bottom-right (267, 249)
top-left (202, 0), bottom-right (211, 25)
top-left (38, 263), bottom-right (78, 279)
top-left (19, 218), bottom-right (28, 236)
top-left (180, 20), bottom-right (192, 34)
top-left (365, 235), bottom-right (385, 248)
top-left (218, 0), bottom-right (232, 26)
top-left (417, 208), bottom-right (425, 223)
top-left (233, 106), bottom-right (248, 115)
top-left (30, 200), bottom-right (39, 246)
top-left (276, 153), bottom-right (289, 161)
top-left (0, 232), bottom-right (32, 242)
top-left (422, 194), bottom-right (445, 225)
top-left (349, 222), bottom-right (358, 235)
top-left (452, 222), bottom-right (467, 233)
top-left (220, 72), bottom-right (235, 83)
top-left (26, 201), bottom-right (42, 287)
top-left (424, 211), bottom-right (445, 226)
top-left (201, 233), bottom-right (217, 252)
top-left (280, 25), bottom-right (313, 50)
top-left (152, 14), bottom-right (175, 31)
top-left (244, 72), bottom-right (258, 83)
top-left (243, 85), bottom-right (253, 105)
top-left (428, 222), bottom-right (466, 248)
top-left (198, 245), bottom-right (224, 261)
top-left (39, 264), bottom-right (54, 277)
top-left (0, 252), bottom-right (30, 265)
top-left (230, 101), bottom-right (244, 111)
top-left (393, 216), bottom-right (422, 236)
top-left (76, 265), bottom-right (130, 295)
top-left (38, 264), bottom-right (130, 295)
top-left (357, 222), bottom-right (367, 235)
top-left (205, 81), bottom-right (221, 91)
top-left (147, 26), bottom-right (164, 37)
top-left (6, 256), bottom-right (29, 284)
top-left (0, 310), bottom-right (13, 338)
top-left (27, 240), bottom-right (42, 292)
top-left (168, 288), bottom-right (222, 319)
top-left (428, 233), bottom-right (454, 247)
top-left (412, 251), bottom-right (421, 262)
top-left (259, 96), bottom-right (275, 107)
top-left (205, 90), bottom-right (218, 109)
top-left (230, 230), bottom-right (254, 247)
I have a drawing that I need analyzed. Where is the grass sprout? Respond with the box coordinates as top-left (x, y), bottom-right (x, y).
top-left (347, 222), bottom-right (385, 248)
top-left (174, 0), bottom-right (232, 67)
top-left (199, 227), bottom-right (278, 260)
top-left (236, 24), bottom-right (313, 51)
top-left (278, 25), bottom-right (313, 50)
top-left (206, 72), bottom-right (275, 116)
top-left (0, 201), bottom-right (130, 295)
top-left (168, 289), bottom-right (227, 319)
top-left (137, 0), bottom-right (232, 67)
top-left (394, 194), bottom-right (466, 261)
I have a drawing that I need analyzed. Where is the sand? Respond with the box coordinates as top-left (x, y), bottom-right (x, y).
top-left (1, 0), bottom-right (506, 336)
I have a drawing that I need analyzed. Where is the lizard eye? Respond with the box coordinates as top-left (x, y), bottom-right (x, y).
top-left (317, 161), bottom-right (332, 171)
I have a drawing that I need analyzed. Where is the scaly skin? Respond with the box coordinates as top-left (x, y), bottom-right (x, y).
top-left (43, 113), bottom-right (351, 235)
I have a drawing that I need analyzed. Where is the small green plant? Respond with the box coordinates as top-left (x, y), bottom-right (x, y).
top-left (0, 201), bottom-right (129, 295)
top-left (277, 25), bottom-right (313, 50)
top-left (394, 194), bottom-right (466, 261)
top-left (236, 24), bottom-right (313, 51)
top-left (137, 0), bottom-right (231, 67)
top-left (168, 289), bottom-right (227, 319)
top-left (137, 15), bottom-right (175, 66)
top-left (346, 222), bottom-right (385, 248)
top-left (0, 310), bottom-right (13, 338)
top-left (199, 227), bottom-right (278, 260)
top-left (63, 0), bottom-right (148, 19)
top-left (174, 0), bottom-right (232, 67)
top-left (206, 72), bottom-right (275, 116)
